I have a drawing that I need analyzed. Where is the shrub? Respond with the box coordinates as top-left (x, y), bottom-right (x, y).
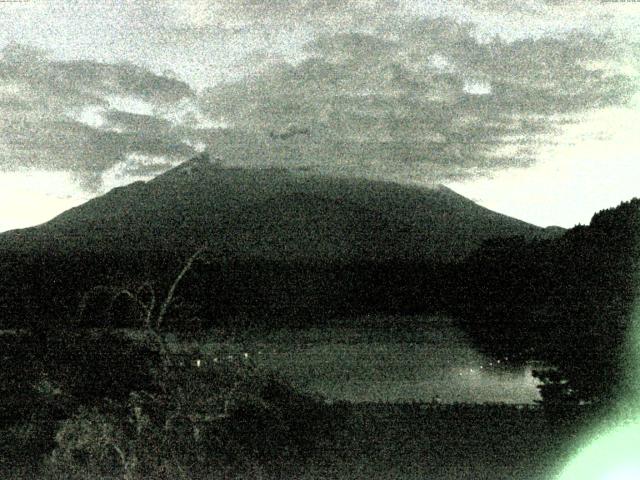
top-left (42, 362), bottom-right (332, 478)
top-left (46, 406), bottom-right (133, 479)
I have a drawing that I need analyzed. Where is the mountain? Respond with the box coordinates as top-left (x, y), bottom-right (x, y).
top-left (0, 154), bottom-right (563, 328)
top-left (0, 154), bottom-right (556, 262)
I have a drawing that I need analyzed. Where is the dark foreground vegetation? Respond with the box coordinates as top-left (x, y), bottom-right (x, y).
top-left (1, 310), bottom-right (597, 479)
top-left (1, 365), bottom-right (581, 480)
top-left (1, 327), bottom-right (335, 479)
top-left (0, 320), bottom-right (616, 480)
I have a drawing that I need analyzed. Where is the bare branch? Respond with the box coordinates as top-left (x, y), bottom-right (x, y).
top-left (156, 245), bottom-right (208, 330)
top-left (136, 282), bottom-right (157, 327)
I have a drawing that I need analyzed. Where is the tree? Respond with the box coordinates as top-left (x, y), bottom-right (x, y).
top-left (452, 198), bottom-right (640, 417)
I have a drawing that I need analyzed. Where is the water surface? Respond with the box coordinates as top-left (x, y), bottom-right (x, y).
top-left (200, 316), bottom-right (541, 404)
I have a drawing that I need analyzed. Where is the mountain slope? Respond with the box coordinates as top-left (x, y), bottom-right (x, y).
top-left (0, 156), bottom-right (556, 262)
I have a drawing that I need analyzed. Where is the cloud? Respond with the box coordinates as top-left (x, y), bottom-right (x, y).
top-left (0, 43), bottom-right (193, 107)
top-left (1, 6), bottom-right (637, 192)
top-left (0, 44), bottom-right (214, 189)
top-left (199, 17), bottom-right (636, 183)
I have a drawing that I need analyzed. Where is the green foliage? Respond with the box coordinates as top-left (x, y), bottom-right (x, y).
top-left (38, 239), bottom-right (331, 477)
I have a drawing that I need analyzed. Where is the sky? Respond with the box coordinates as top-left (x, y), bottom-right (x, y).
top-left (0, 0), bottom-right (639, 231)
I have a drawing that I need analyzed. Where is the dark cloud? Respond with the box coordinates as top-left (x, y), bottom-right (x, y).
top-left (0, 44), bottom-right (207, 189)
top-left (1, 43), bottom-right (194, 106)
top-left (199, 18), bottom-right (635, 182)
top-left (2, 117), bottom-right (198, 185)
top-left (101, 110), bottom-right (174, 133)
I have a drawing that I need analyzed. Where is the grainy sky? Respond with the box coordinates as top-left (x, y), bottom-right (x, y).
top-left (0, 0), bottom-right (639, 231)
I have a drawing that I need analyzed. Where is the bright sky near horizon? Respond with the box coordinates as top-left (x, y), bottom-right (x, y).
top-left (1, 0), bottom-right (639, 232)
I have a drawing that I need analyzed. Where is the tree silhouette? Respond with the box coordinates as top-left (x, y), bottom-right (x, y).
top-left (452, 198), bottom-right (640, 414)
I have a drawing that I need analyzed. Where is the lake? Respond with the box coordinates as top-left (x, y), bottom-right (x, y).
top-left (197, 316), bottom-right (542, 404)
